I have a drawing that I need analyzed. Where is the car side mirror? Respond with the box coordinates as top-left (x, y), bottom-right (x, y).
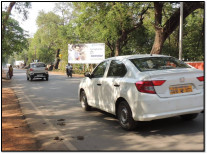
top-left (84, 72), bottom-right (92, 78)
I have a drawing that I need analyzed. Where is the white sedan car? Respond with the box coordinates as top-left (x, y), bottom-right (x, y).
top-left (78, 54), bottom-right (203, 130)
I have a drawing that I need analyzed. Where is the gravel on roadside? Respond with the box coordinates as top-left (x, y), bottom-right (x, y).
top-left (2, 70), bottom-right (39, 151)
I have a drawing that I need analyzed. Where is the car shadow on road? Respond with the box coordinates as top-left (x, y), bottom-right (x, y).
top-left (89, 107), bottom-right (204, 137)
top-left (134, 115), bottom-right (204, 137)
top-left (28, 79), bottom-right (47, 82)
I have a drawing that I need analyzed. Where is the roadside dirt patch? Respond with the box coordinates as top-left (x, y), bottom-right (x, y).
top-left (2, 72), bottom-right (39, 151)
top-left (2, 69), bottom-right (82, 151)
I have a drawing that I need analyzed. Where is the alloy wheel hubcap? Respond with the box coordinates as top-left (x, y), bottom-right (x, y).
top-left (81, 96), bottom-right (86, 108)
top-left (120, 107), bottom-right (128, 124)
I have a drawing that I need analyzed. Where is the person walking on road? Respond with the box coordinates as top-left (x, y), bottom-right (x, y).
top-left (8, 65), bottom-right (13, 79)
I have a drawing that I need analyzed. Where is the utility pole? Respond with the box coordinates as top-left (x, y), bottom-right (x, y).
top-left (35, 46), bottom-right (36, 61)
top-left (179, 2), bottom-right (183, 60)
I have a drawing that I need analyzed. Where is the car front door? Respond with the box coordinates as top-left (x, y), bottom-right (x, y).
top-left (87, 60), bottom-right (109, 108)
top-left (101, 60), bottom-right (127, 114)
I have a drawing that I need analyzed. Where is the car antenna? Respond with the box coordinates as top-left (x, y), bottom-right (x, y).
top-left (150, 53), bottom-right (153, 56)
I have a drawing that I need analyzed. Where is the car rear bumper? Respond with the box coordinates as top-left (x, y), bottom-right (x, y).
top-left (133, 93), bottom-right (203, 121)
top-left (30, 73), bottom-right (48, 78)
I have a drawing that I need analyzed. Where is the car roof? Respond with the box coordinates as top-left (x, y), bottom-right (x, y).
top-left (105, 54), bottom-right (171, 61)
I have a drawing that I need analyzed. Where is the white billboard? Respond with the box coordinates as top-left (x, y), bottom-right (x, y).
top-left (68, 43), bottom-right (105, 64)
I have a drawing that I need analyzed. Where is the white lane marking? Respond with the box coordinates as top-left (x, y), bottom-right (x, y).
top-left (13, 82), bottom-right (77, 150)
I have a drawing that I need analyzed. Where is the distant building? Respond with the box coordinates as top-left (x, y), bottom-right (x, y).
top-left (15, 60), bottom-right (24, 68)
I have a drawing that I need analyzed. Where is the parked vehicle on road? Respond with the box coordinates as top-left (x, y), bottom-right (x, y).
top-left (78, 54), bottom-right (204, 130)
top-left (26, 62), bottom-right (49, 81)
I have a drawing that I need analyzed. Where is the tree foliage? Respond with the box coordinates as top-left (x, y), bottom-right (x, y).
top-left (27, 11), bottom-right (62, 64)
top-left (2, 2), bottom-right (31, 39)
top-left (2, 14), bottom-right (28, 62)
top-left (17, 2), bottom-right (204, 69)
top-left (54, 2), bottom-right (74, 25)
top-left (2, 2), bottom-right (31, 63)
top-left (182, 9), bottom-right (204, 61)
top-left (72, 2), bottom-right (150, 56)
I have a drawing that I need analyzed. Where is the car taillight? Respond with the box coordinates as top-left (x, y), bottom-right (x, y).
top-left (152, 80), bottom-right (166, 86)
top-left (29, 68), bottom-right (34, 71)
top-left (135, 80), bottom-right (166, 94)
top-left (197, 76), bottom-right (204, 81)
top-left (45, 68), bottom-right (48, 70)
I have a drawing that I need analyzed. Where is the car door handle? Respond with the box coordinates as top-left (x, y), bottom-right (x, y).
top-left (97, 84), bottom-right (102, 86)
top-left (114, 84), bottom-right (120, 87)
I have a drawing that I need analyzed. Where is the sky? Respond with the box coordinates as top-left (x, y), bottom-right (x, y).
top-left (5, 2), bottom-right (56, 37)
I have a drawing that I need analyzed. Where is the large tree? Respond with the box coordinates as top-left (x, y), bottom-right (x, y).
top-left (2, 2), bottom-right (31, 39)
top-left (150, 2), bottom-right (204, 54)
top-left (27, 11), bottom-right (62, 64)
top-left (2, 2), bottom-right (15, 39)
top-left (2, 16), bottom-right (28, 62)
top-left (54, 2), bottom-right (74, 25)
top-left (73, 2), bottom-right (150, 57)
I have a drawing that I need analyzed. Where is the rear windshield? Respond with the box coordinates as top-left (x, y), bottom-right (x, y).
top-left (130, 57), bottom-right (191, 72)
top-left (31, 63), bottom-right (46, 68)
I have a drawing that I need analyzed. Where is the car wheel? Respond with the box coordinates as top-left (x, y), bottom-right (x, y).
top-left (118, 101), bottom-right (136, 131)
top-left (180, 113), bottom-right (199, 120)
top-left (80, 91), bottom-right (91, 111)
top-left (27, 76), bottom-right (29, 80)
top-left (46, 77), bottom-right (49, 81)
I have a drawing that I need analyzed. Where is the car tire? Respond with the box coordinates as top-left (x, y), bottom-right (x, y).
top-left (80, 91), bottom-right (91, 111)
top-left (118, 101), bottom-right (136, 131)
top-left (180, 113), bottom-right (199, 120)
top-left (27, 76), bottom-right (29, 80)
top-left (46, 77), bottom-right (49, 81)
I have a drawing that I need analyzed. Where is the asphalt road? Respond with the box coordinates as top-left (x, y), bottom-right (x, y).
top-left (7, 68), bottom-right (204, 151)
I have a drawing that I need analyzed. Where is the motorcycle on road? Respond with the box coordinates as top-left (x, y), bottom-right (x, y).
top-left (66, 64), bottom-right (73, 78)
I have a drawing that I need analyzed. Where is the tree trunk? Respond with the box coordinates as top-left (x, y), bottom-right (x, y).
top-left (150, 2), bottom-right (164, 54)
top-left (150, 2), bottom-right (204, 55)
top-left (2, 2), bottom-right (16, 40)
top-left (54, 49), bottom-right (60, 69)
top-left (115, 41), bottom-right (121, 56)
top-left (150, 28), bottom-right (165, 54)
top-left (106, 39), bottom-right (115, 57)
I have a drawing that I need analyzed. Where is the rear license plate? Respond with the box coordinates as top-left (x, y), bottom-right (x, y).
top-left (169, 85), bottom-right (193, 95)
